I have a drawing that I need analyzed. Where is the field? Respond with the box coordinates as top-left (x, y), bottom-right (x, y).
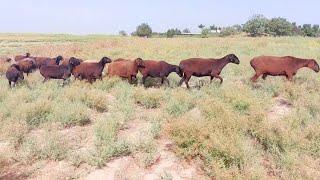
top-left (0, 34), bottom-right (320, 179)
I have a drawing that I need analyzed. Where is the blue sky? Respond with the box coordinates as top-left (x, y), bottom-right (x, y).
top-left (0, 0), bottom-right (319, 34)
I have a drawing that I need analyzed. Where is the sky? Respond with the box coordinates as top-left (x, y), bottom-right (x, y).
top-left (0, 0), bottom-right (319, 34)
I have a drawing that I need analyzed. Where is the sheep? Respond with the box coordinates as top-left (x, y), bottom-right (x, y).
top-left (250, 56), bottom-right (319, 82)
top-left (138, 60), bottom-right (182, 86)
top-left (34, 55), bottom-right (63, 68)
top-left (17, 58), bottom-right (37, 76)
top-left (14, 53), bottom-right (30, 62)
top-left (6, 64), bottom-right (24, 87)
top-left (179, 54), bottom-right (240, 88)
top-left (39, 57), bottom-right (81, 83)
top-left (107, 58), bottom-right (145, 83)
top-left (72, 57), bottom-right (112, 83)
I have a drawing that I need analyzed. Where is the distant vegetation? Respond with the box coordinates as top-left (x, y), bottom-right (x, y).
top-left (131, 14), bottom-right (320, 38)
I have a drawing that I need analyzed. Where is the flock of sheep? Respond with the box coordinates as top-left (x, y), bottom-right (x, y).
top-left (3, 52), bottom-right (319, 88)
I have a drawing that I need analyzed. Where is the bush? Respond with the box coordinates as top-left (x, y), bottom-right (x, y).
top-left (268, 17), bottom-right (293, 36)
top-left (201, 28), bottom-right (211, 38)
top-left (134, 23), bottom-right (152, 38)
top-left (220, 26), bottom-right (239, 37)
top-left (166, 28), bottom-right (181, 38)
top-left (165, 91), bottom-right (195, 116)
top-left (49, 101), bottom-right (90, 127)
top-left (22, 100), bottom-right (52, 128)
top-left (243, 14), bottom-right (269, 37)
top-left (91, 117), bottom-right (130, 167)
top-left (134, 89), bottom-right (163, 109)
top-left (119, 30), bottom-right (127, 36)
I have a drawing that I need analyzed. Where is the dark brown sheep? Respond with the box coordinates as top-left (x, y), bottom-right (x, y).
top-left (138, 60), bottom-right (182, 86)
top-left (17, 58), bottom-right (37, 76)
top-left (14, 53), bottom-right (30, 62)
top-left (39, 57), bottom-right (81, 83)
top-left (250, 56), bottom-right (319, 82)
top-left (34, 55), bottom-right (63, 68)
top-left (72, 57), bottom-right (111, 83)
top-left (6, 64), bottom-right (24, 87)
top-left (178, 54), bottom-right (240, 88)
top-left (61, 57), bottom-right (84, 66)
top-left (108, 58), bottom-right (145, 83)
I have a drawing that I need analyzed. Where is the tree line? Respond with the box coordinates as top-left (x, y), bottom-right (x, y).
top-left (119, 14), bottom-right (320, 38)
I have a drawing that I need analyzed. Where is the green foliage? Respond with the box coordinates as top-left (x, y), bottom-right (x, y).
top-left (134, 23), bottom-right (152, 38)
top-left (201, 28), bottom-right (211, 38)
top-left (301, 24), bottom-right (319, 37)
top-left (119, 30), bottom-right (127, 36)
top-left (268, 17), bottom-right (293, 36)
top-left (219, 26), bottom-right (240, 37)
top-left (166, 28), bottom-right (181, 38)
top-left (165, 91), bottom-right (195, 116)
top-left (134, 89), bottom-right (163, 109)
top-left (182, 28), bottom-right (190, 33)
top-left (243, 14), bottom-right (270, 37)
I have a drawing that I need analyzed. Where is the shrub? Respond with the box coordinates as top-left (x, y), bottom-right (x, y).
top-left (165, 91), bottom-right (195, 116)
top-left (201, 28), bottom-right (211, 38)
top-left (268, 17), bottom-right (293, 36)
top-left (134, 23), bottom-right (152, 38)
top-left (91, 116), bottom-right (130, 167)
top-left (119, 30), bottom-right (127, 36)
top-left (22, 100), bottom-right (52, 128)
top-left (82, 90), bottom-right (109, 112)
top-left (49, 101), bottom-right (90, 127)
top-left (243, 14), bottom-right (269, 37)
top-left (219, 26), bottom-right (240, 37)
top-left (134, 89), bottom-right (163, 109)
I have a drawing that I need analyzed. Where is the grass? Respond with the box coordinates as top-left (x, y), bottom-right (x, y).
top-left (0, 34), bottom-right (320, 178)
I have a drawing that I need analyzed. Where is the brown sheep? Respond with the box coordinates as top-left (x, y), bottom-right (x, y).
top-left (72, 57), bottom-right (112, 83)
top-left (6, 64), bottom-right (24, 87)
top-left (108, 58), bottom-right (145, 83)
top-left (34, 55), bottom-right (63, 68)
top-left (0, 56), bottom-right (12, 63)
top-left (14, 53), bottom-right (30, 62)
top-left (39, 57), bottom-right (81, 83)
top-left (250, 56), bottom-right (320, 82)
top-left (179, 54), bottom-right (240, 88)
top-left (138, 60), bottom-right (182, 86)
top-left (17, 58), bottom-right (37, 76)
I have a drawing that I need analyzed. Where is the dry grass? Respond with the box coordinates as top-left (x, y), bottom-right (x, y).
top-left (0, 34), bottom-right (320, 179)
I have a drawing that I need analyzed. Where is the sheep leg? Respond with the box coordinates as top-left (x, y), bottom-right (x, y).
top-left (8, 81), bottom-right (12, 88)
top-left (286, 73), bottom-right (293, 81)
top-left (42, 78), bottom-right (48, 83)
top-left (250, 72), bottom-right (262, 82)
top-left (178, 77), bottom-right (185, 86)
top-left (142, 76), bottom-right (148, 86)
top-left (262, 74), bottom-right (267, 80)
top-left (212, 73), bottom-right (223, 84)
top-left (184, 75), bottom-right (191, 89)
top-left (210, 76), bottom-right (214, 83)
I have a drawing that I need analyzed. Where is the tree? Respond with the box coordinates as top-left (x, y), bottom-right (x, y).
top-left (166, 28), bottom-right (181, 38)
top-left (243, 14), bottom-right (269, 37)
top-left (119, 30), bottom-right (127, 36)
top-left (268, 17), bottom-right (293, 36)
top-left (183, 28), bottom-right (191, 33)
top-left (312, 24), bottom-right (319, 36)
top-left (135, 23), bottom-right (152, 38)
top-left (210, 25), bottom-right (217, 32)
top-left (301, 24), bottom-right (316, 37)
top-left (198, 24), bottom-right (205, 29)
top-left (201, 28), bottom-right (210, 38)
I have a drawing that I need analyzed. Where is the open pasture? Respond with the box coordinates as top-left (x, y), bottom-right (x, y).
top-left (1, 34), bottom-right (320, 179)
